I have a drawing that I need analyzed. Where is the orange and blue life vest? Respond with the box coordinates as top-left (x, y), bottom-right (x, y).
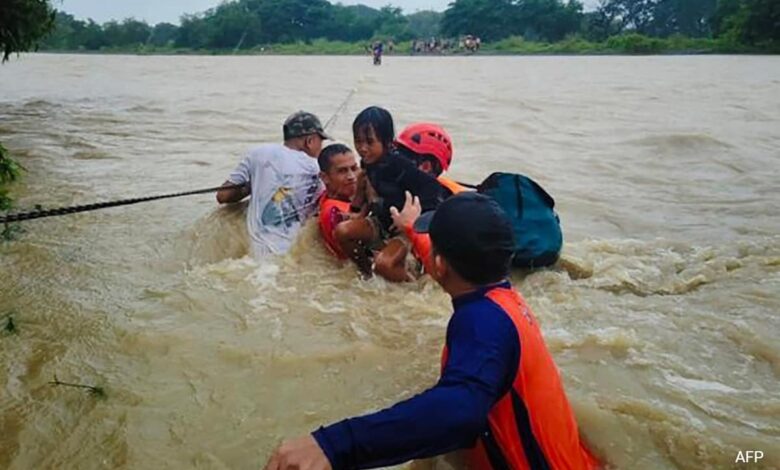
top-left (442, 285), bottom-right (599, 470)
top-left (311, 282), bottom-right (598, 470)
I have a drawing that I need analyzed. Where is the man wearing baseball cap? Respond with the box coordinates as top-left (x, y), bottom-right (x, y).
top-left (217, 111), bottom-right (331, 257)
top-left (264, 192), bottom-right (599, 469)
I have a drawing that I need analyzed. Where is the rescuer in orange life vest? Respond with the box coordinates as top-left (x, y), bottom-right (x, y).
top-left (393, 122), bottom-right (469, 276)
top-left (316, 143), bottom-right (360, 259)
top-left (395, 122), bottom-right (468, 195)
top-left (263, 191), bottom-right (600, 470)
top-left (317, 124), bottom-right (462, 276)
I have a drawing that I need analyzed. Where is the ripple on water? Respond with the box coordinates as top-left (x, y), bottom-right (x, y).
top-left (1, 55), bottom-right (779, 470)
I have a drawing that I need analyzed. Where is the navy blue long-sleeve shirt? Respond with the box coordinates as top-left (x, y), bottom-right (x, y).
top-left (312, 282), bottom-right (521, 469)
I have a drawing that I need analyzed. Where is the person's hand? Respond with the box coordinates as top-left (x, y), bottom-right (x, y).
top-left (390, 191), bottom-right (422, 233)
top-left (263, 435), bottom-right (331, 470)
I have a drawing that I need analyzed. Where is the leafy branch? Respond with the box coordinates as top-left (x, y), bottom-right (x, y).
top-left (2, 311), bottom-right (16, 334)
top-left (49, 374), bottom-right (106, 398)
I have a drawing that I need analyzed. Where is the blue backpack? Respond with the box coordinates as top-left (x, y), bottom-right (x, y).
top-left (476, 172), bottom-right (562, 268)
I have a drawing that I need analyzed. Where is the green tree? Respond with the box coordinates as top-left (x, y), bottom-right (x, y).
top-left (374, 6), bottom-right (411, 40)
top-left (441, 0), bottom-right (516, 41)
top-left (515, 0), bottom-right (584, 42)
top-left (40, 11), bottom-right (76, 49)
top-left (406, 10), bottom-right (442, 38)
top-left (441, 0), bottom-right (584, 42)
top-left (711, 0), bottom-right (741, 35)
top-left (1, 0), bottom-right (55, 212)
top-left (78, 20), bottom-right (106, 50)
top-left (0, 143), bottom-right (23, 211)
top-left (593, 0), bottom-right (718, 37)
top-left (325, 5), bottom-right (376, 42)
top-left (582, 10), bottom-right (615, 40)
top-left (102, 18), bottom-right (151, 47)
top-left (250, 0), bottom-right (332, 43)
top-left (0, 0), bottom-right (56, 61)
top-left (199, 2), bottom-right (262, 50)
top-left (176, 14), bottom-right (209, 49)
top-left (713, 0), bottom-right (780, 45)
top-left (42, 12), bottom-right (107, 50)
top-left (594, 0), bottom-right (657, 35)
top-left (660, 0), bottom-right (716, 37)
top-left (149, 22), bottom-right (178, 47)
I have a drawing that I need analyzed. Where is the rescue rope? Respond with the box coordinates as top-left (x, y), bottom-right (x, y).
top-left (1, 83), bottom-right (362, 226)
top-left (0, 184), bottom-right (244, 224)
top-left (322, 86), bottom-right (357, 132)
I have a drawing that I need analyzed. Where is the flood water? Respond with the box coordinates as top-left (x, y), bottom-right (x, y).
top-left (1, 54), bottom-right (779, 469)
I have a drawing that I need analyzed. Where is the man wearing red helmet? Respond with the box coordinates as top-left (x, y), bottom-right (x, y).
top-left (393, 123), bottom-right (470, 276)
top-left (395, 122), bottom-right (469, 195)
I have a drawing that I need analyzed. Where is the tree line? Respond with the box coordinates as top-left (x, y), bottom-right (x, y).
top-left (27, 0), bottom-right (780, 52)
top-left (39, 2), bottom-right (437, 51)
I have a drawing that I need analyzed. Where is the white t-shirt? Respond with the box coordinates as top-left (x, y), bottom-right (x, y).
top-left (227, 144), bottom-right (324, 257)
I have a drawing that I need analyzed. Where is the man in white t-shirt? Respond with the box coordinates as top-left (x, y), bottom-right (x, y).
top-left (217, 111), bottom-right (328, 257)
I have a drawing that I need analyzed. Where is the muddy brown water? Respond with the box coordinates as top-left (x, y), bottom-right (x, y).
top-left (1, 54), bottom-right (778, 469)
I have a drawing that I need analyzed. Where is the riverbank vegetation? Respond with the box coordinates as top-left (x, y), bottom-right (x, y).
top-left (1, 0), bottom-right (56, 211)
top-left (34, 0), bottom-right (779, 56)
top-left (0, 143), bottom-right (24, 211)
top-left (50, 33), bottom-right (771, 57)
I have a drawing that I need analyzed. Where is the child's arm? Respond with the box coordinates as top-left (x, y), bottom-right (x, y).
top-left (390, 192), bottom-right (434, 274)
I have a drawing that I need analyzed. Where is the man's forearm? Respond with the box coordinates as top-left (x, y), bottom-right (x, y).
top-left (216, 181), bottom-right (250, 203)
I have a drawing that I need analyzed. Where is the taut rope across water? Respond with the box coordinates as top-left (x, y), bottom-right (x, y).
top-left (0, 82), bottom-right (362, 226)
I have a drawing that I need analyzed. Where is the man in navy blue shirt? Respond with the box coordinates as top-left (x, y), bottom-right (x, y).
top-left (263, 192), bottom-right (597, 470)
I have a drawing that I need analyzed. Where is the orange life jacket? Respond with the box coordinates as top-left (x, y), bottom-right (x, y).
top-left (318, 195), bottom-right (351, 259)
top-left (438, 176), bottom-right (469, 195)
top-left (442, 287), bottom-right (599, 470)
top-left (405, 228), bottom-right (432, 274)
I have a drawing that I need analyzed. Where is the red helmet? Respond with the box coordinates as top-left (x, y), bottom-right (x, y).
top-left (396, 123), bottom-right (453, 172)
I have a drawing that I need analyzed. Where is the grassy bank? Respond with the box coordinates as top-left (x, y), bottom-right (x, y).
top-left (0, 143), bottom-right (26, 240)
top-left (486, 34), bottom-right (778, 54)
top-left (0, 143), bottom-right (22, 210)
top-left (0, 143), bottom-right (23, 212)
top-left (39, 34), bottom-right (779, 56)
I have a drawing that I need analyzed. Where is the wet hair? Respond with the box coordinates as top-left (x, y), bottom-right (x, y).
top-left (434, 246), bottom-right (512, 285)
top-left (352, 106), bottom-right (395, 152)
top-left (318, 143), bottom-right (354, 173)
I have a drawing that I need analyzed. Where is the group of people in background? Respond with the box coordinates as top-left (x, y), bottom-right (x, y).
top-left (218, 109), bottom-right (598, 470)
top-left (365, 35), bottom-right (482, 64)
top-left (412, 35), bottom-right (481, 54)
